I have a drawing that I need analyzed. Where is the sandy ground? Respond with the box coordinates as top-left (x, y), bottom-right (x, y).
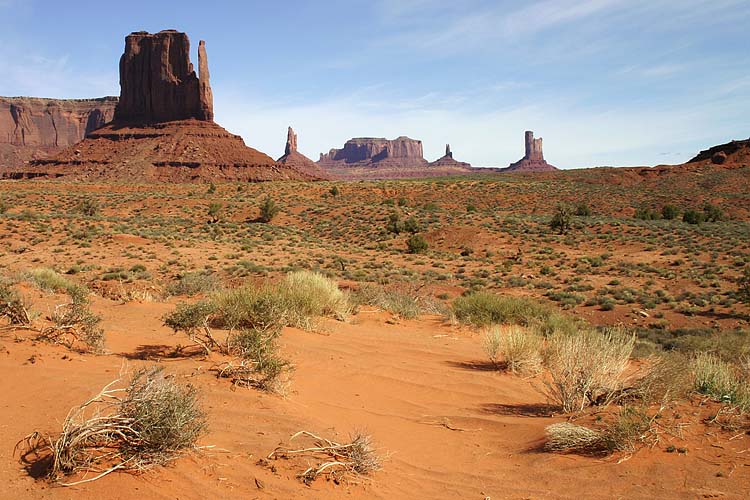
top-left (1, 296), bottom-right (748, 499)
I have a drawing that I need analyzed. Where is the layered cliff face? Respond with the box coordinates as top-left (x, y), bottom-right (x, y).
top-left (15, 30), bottom-right (319, 182)
top-left (319, 136), bottom-right (428, 167)
top-left (0, 97), bottom-right (117, 168)
top-left (115, 30), bottom-right (213, 123)
top-left (504, 131), bottom-right (557, 172)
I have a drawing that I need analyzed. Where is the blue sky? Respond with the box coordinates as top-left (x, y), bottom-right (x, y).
top-left (1, 0), bottom-right (748, 168)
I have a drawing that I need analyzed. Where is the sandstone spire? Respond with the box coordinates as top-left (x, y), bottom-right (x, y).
top-left (198, 40), bottom-right (214, 122)
top-left (285, 126), bottom-right (298, 155)
top-left (114, 30), bottom-right (214, 123)
top-left (506, 131), bottom-right (557, 172)
top-left (445, 143), bottom-right (452, 158)
top-left (524, 131), bottom-right (544, 161)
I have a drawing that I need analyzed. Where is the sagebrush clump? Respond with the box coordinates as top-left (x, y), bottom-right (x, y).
top-left (19, 367), bottom-right (207, 484)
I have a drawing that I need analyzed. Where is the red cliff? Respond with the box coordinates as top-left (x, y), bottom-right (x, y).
top-left (0, 96), bottom-right (117, 168)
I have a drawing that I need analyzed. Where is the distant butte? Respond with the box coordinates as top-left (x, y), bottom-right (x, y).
top-left (503, 131), bottom-right (558, 173)
top-left (15, 30), bottom-right (321, 182)
top-left (318, 136), bottom-right (429, 169)
top-left (276, 126), bottom-right (329, 179)
top-left (429, 143), bottom-right (472, 169)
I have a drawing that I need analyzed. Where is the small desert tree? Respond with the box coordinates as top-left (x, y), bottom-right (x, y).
top-left (259, 195), bottom-right (280, 223)
top-left (550, 204), bottom-right (573, 234)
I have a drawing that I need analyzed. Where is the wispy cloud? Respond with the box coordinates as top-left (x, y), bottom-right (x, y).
top-left (0, 43), bottom-right (116, 98)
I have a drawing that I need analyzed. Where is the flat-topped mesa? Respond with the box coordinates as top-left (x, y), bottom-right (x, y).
top-left (115, 30), bottom-right (214, 123)
top-left (285, 126), bottom-right (298, 155)
top-left (318, 136), bottom-right (426, 166)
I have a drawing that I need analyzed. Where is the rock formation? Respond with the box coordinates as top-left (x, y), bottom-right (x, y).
top-left (504, 131), bottom-right (558, 172)
top-left (115, 30), bottom-right (213, 123)
top-left (284, 126), bottom-right (298, 155)
top-left (276, 126), bottom-right (328, 179)
top-left (429, 143), bottom-right (472, 170)
top-left (688, 138), bottom-right (750, 166)
top-left (318, 136), bottom-right (428, 167)
top-left (13, 30), bottom-right (321, 182)
top-left (0, 96), bottom-right (117, 169)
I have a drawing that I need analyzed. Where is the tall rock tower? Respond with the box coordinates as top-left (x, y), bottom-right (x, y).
top-left (115, 30), bottom-right (214, 123)
top-left (524, 131), bottom-right (544, 162)
top-left (506, 130), bottom-right (557, 172)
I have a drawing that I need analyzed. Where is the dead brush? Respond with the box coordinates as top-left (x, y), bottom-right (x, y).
top-left (268, 431), bottom-right (381, 485)
top-left (0, 280), bottom-right (32, 326)
top-left (212, 326), bottom-right (292, 392)
top-left (16, 367), bottom-right (207, 486)
top-left (545, 405), bottom-right (656, 455)
top-left (37, 287), bottom-right (105, 353)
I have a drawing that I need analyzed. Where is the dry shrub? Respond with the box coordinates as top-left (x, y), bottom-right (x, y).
top-left (482, 328), bottom-right (502, 365)
top-left (39, 286), bottom-right (105, 353)
top-left (26, 268), bottom-right (78, 295)
top-left (543, 328), bottom-right (635, 413)
top-left (18, 367), bottom-right (206, 485)
top-left (544, 422), bottom-right (604, 453)
top-left (501, 326), bottom-right (543, 375)
top-left (634, 352), bottom-right (694, 405)
top-left (166, 271), bottom-right (220, 297)
top-left (545, 406), bottom-right (652, 455)
top-left (281, 270), bottom-right (351, 327)
top-left (452, 291), bottom-right (582, 335)
top-left (0, 280), bottom-right (31, 325)
top-left (692, 352), bottom-right (750, 411)
top-left (269, 431), bottom-right (381, 485)
top-left (215, 326), bottom-right (292, 392)
top-left (484, 326), bottom-right (543, 375)
top-left (353, 282), bottom-right (425, 320)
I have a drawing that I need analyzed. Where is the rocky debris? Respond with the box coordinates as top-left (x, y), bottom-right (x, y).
top-left (688, 138), bottom-right (750, 166)
top-left (318, 136), bottom-right (428, 169)
top-left (115, 30), bottom-right (213, 123)
top-left (711, 152), bottom-right (727, 165)
top-left (277, 126), bottom-right (328, 179)
top-left (503, 131), bottom-right (558, 173)
top-left (0, 96), bottom-right (117, 168)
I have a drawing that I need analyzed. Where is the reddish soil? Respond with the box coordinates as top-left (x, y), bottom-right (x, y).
top-left (2, 303), bottom-right (748, 499)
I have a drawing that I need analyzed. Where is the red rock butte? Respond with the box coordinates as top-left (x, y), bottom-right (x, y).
top-left (503, 131), bottom-right (558, 173)
top-left (18, 30), bottom-right (320, 182)
top-left (276, 126), bottom-right (329, 179)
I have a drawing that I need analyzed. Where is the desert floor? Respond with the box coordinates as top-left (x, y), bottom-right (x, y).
top-left (0, 173), bottom-right (749, 499)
